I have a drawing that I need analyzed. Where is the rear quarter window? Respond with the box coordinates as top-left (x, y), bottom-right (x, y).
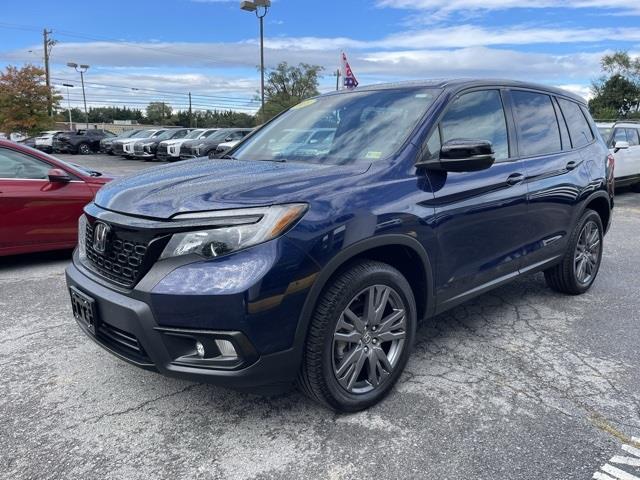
top-left (557, 98), bottom-right (594, 148)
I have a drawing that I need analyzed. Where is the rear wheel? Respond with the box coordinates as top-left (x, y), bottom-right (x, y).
top-left (544, 209), bottom-right (603, 295)
top-left (298, 260), bottom-right (416, 412)
top-left (77, 143), bottom-right (91, 155)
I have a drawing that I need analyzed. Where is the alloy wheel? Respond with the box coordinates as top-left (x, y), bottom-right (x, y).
top-left (574, 220), bottom-right (601, 285)
top-left (332, 285), bottom-right (407, 394)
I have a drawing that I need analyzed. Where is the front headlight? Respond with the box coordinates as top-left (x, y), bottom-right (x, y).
top-left (159, 204), bottom-right (307, 260)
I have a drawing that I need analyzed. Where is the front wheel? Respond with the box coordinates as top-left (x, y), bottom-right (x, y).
top-left (298, 260), bottom-right (416, 412)
top-left (77, 143), bottom-right (91, 155)
top-left (544, 209), bottom-right (603, 295)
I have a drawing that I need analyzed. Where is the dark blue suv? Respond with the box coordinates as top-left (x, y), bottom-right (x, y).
top-left (66, 80), bottom-right (614, 412)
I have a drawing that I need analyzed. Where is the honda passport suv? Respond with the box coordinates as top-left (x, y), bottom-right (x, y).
top-left (66, 80), bottom-right (614, 412)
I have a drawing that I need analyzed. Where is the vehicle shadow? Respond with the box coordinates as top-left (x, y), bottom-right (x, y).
top-left (0, 249), bottom-right (73, 269)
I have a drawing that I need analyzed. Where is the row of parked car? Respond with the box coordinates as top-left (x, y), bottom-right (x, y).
top-left (102, 127), bottom-right (254, 161)
top-left (21, 126), bottom-right (255, 162)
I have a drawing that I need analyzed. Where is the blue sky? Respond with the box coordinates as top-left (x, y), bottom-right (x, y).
top-left (1, 0), bottom-right (639, 113)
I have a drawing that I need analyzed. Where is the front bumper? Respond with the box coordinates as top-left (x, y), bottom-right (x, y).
top-left (65, 259), bottom-right (301, 392)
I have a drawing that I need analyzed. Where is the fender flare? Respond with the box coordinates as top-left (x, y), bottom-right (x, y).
top-left (579, 189), bottom-right (613, 232)
top-left (290, 234), bottom-right (435, 364)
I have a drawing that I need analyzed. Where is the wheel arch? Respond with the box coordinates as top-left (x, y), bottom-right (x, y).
top-left (581, 191), bottom-right (612, 234)
top-left (293, 234), bottom-right (435, 361)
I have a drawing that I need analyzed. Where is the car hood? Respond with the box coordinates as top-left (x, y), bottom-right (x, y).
top-left (94, 158), bottom-right (368, 219)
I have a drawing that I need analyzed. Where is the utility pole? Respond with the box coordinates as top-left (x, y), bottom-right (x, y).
top-left (189, 92), bottom-right (193, 128)
top-left (335, 68), bottom-right (341, 91)
top-left (43, 29), bottom-right (56, 117)
top-left (161, 101), bottom-right (165, 124)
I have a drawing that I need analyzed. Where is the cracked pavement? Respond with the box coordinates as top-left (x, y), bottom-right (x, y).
top-left (1, 155), bottom-right (640, 479)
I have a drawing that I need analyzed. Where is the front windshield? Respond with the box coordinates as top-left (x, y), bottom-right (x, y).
top-left (131, 130), bottom-right (156, 138)
top-left (185, 129), bottom-right (205, 139)
top-left (201, 129), bottom-right (219, 138)
top-left (119, 129), bottom-right (141, 139)
top-left (202, 130), bottom-right (234, 143)
top-left (598, 127), bottom-right (612, 140)
top-left (233, 88), bottom-right (440, 164)
top-left (155, 130), bottom-right (180, 141)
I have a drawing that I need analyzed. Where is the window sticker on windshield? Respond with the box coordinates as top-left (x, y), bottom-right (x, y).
top-left (415, 94), bottom-right (430, 98)
top-left (291, 99), bottom-right (317, 110)
top-left (365, 151), bottom-right (382, 159)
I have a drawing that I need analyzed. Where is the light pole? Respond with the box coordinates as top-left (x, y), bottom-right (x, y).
top-left (240, 0), bottom-right (270, 123)
top-left (62, 83), bottom-right (74, 130)
top-left (67, 62), bottom-right (90, 129)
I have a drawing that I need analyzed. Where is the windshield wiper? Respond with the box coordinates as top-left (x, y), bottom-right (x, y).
top-left (220, 154), bottom-right (238, 160)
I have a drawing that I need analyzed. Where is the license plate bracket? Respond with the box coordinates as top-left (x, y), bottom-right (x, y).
top-left (69, 286), bottom-right (99, 335)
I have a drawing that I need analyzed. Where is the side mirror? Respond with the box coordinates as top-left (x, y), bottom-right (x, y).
top-left (47, 168), bottom-right (71, 183)
top-left (419, 139), bottom-right (495, 173)
top-left (614, 140), bottom-right (629, 153)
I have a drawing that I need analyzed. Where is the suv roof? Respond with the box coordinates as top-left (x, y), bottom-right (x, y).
top-left (323, 78), bottom-right (587, 105)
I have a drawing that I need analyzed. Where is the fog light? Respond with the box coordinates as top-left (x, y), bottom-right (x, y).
top-left (215, 339), bottom-right (237, 358)
top-left (195, 341), bottom-right (205, 358)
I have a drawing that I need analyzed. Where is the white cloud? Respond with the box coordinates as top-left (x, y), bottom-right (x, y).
top-left (376, 0), bottom-right (640, 15)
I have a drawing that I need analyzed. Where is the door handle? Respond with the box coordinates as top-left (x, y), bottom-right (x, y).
top-left (566, 161), bottom-right (578, 171)
top-left (506, 173), bottom-right (525, 186)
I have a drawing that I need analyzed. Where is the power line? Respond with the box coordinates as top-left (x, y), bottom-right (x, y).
top-left (50, 76), bottom-right (258, 104)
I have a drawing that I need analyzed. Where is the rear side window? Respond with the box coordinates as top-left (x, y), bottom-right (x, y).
top-left (625, 128), bottom-right (640, 146)
top-left (557, 99), bottom-right (594, 148)
top-left (440, 90), bottom-right (509, 161)
top-left (511, 91), bottom-right (561, 156)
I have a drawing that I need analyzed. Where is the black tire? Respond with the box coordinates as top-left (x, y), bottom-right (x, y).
top-left (77, 143), bottom-right (91, 155)
top-left (544, 209), bottom-right (604, 295)
top-left (297, 260), bottom-right (416, 412)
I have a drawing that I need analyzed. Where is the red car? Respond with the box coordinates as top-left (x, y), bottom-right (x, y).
top-left (0, 139), bottom-right (112, 256)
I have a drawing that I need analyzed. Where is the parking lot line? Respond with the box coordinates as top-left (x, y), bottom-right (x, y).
top-left (601, 464), bottom-right (640, 480)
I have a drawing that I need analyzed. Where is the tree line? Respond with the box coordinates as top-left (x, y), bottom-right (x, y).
top-left (0, 62), bottom-right (323, 135)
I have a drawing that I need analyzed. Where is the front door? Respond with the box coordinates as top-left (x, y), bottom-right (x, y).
top-left (423, 89), bottom-right (530, 309)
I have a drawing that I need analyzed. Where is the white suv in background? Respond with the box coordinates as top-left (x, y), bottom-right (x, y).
top-left (34, 130), bottom-right (63, 153)
top-left (597, 121), bottom-right (640, 190)
top-left (156, 128), bottom-right (218, 161)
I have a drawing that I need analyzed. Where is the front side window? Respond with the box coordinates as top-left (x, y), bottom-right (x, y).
top-left (0, 148), bottom-right (51, 179)
top-left (625, 128), bottom-right (640, 146)
top-left (440, 90), bottom-right (509, 161)
top-left (558, 98), bottom-right (594, 148)
top-left (512, 91), bottom-right (561, 157)
top-left (233, 88), bottom-right (440, 165)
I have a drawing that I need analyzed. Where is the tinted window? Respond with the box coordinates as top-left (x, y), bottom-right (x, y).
top-left (440, 90), bottom-right (509, 160)
top-left (512, 91), bottom-right (561, 156)
top-left (0, 148), bottom-right (51, 179)
top-left (625, 128), bottom-right (640, 146)
top-left (558, 99), bottom-right (593, 148)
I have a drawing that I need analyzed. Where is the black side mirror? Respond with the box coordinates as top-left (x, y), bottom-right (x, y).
top-left (47, 168), bottom-right (71, 183)
top-left (421, 139), bottom-right (495, 173)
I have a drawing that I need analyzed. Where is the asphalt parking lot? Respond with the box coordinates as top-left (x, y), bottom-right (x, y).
top-left (2, 153), bottom-right (640, 479)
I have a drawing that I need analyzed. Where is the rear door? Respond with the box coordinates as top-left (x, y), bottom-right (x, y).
top-left (517, 92), bottom-right (594, 268)
top-left (424, 89), bottom-right (530, 308)
top-left (0, 147), bottom-right (92, 254)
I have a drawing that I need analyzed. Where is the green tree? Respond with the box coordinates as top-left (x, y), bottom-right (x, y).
top-left (146, 102), bottom-right (173, 124)
top-left (258, 62), bottom-right (323, 122)
top-left (0, 64), bottom-right (61, 135)
top-left (590, 51), bottom-right (640, 120)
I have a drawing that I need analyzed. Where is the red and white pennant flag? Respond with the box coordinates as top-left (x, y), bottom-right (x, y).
top-left (341, 52), bottom-right (359, 89)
